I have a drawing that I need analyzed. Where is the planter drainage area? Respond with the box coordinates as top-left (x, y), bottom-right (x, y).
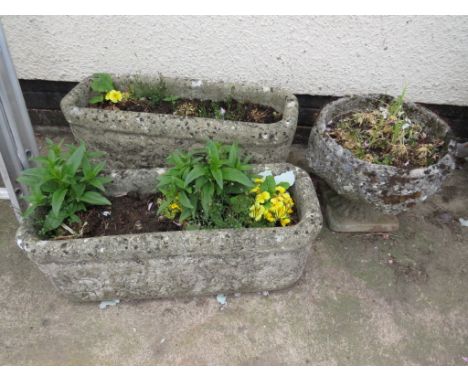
top-left (1, 128), bottom-right (467, 365)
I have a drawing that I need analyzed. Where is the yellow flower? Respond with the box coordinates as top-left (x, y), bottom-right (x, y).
top-left (281, 192), bottom-right (294, 208)
top-left (275, 186), bottom-right (286, 194)
top-left (256, 191), bottom-right (270, 204)
top-left (280, 217), bottom-right (291, 227)
top-left (254, 178), bottom-right (264, 184)
top-left (249, 203), bottom-right (265, 221)
top-left (250, 186), bottom-right (260, 194)
top-left (270, 197), bottom-right (281, 206)
top-left (264, 210), bottom-right (276, 223)
top-left (270, 203), bottom-right (286, 220)
top-left (105, 90), bottom-right (123, 103)
top-left (169, 202), bottom-right (181, 211)
top-left (282, 192), bottom-right (292, 200)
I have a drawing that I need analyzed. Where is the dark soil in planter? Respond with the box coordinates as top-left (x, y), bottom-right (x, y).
top-left (61, 192), bottom-right (299, 239)
top-left (91, 98), bottom-right (282, 124)
top-left (326, 111), bottom-right (447, 169)
top-left (75, 193), bottom-right (181, 238)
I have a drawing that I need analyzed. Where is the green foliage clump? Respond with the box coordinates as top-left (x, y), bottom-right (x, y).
top-left (156, 141), bottom-right (260, 229)
top-left (17, 139), bottom-right (112, 238)
top-left (129, 75), bottom-right (179, 106)
top-left (88, 73), bottom-right (115, 104)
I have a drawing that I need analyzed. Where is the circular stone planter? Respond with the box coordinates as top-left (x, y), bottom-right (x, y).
top-left (307, 94), bottom-right (457, 214)
top-left (61, 75), bottom-right (299, 169)
top-left (15, 163), bottom-right (322, 302)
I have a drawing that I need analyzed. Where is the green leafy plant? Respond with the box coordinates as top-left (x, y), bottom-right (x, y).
top-left (89, 73), bottom-right (116, 104)
top-left (156, 141), bottom-right (254, 227)
top-left (17, 139), bottom-right (112, 238)
top-left (388, 87), bottom-right (406, 117)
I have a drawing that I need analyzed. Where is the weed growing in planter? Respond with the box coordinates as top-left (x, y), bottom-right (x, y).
top-left (17, 139), bottom-right (112, 238)
top-left (129, 76), bottom-right (180, 107)
top-left (327, 89), bottom-right (446, 168)
top-left (156, 141), bottom-right (296, 229)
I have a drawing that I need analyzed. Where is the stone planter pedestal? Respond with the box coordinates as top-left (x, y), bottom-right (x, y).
top-left (16, 164), bottom-right (322, 302)
top-left (61, 75), bottom-right (299, 169)
top-left (307, 95), bottom-right (456, 232)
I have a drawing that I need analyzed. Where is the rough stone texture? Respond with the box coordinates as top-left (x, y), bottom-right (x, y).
top-left (60, 75), bottom-right (298, 168)
top-left (307, 95), bottom-right (457, 214)
top-left (3, 16), bottom-right (468, 106)
top-left (320, 182), bottom-right (399, 233)
top-left (15, 164), bottom-right (322, 302)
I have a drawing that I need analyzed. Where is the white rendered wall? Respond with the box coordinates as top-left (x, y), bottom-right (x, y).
top-left (1, 15), bottom-right (468, 105)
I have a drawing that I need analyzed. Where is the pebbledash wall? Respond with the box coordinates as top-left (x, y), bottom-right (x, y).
top-left (1, 15), bottom-right (468, 106)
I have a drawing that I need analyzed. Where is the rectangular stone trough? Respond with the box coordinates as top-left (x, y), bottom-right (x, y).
top-left (15, 164), bottom-right (323, 302)
top-left (60, 75), bottom-right (299, 169)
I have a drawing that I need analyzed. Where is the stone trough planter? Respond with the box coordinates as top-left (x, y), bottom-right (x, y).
top-left (307, 94), bottom-right (457, 215)
top-left (15, 164), bottom-right (322, 302)
top-left (60, 75), bottom-right (299, 169)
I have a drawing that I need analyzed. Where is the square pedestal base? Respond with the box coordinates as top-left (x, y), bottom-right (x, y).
top-left (320, 184), bottom-right (399, 233)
